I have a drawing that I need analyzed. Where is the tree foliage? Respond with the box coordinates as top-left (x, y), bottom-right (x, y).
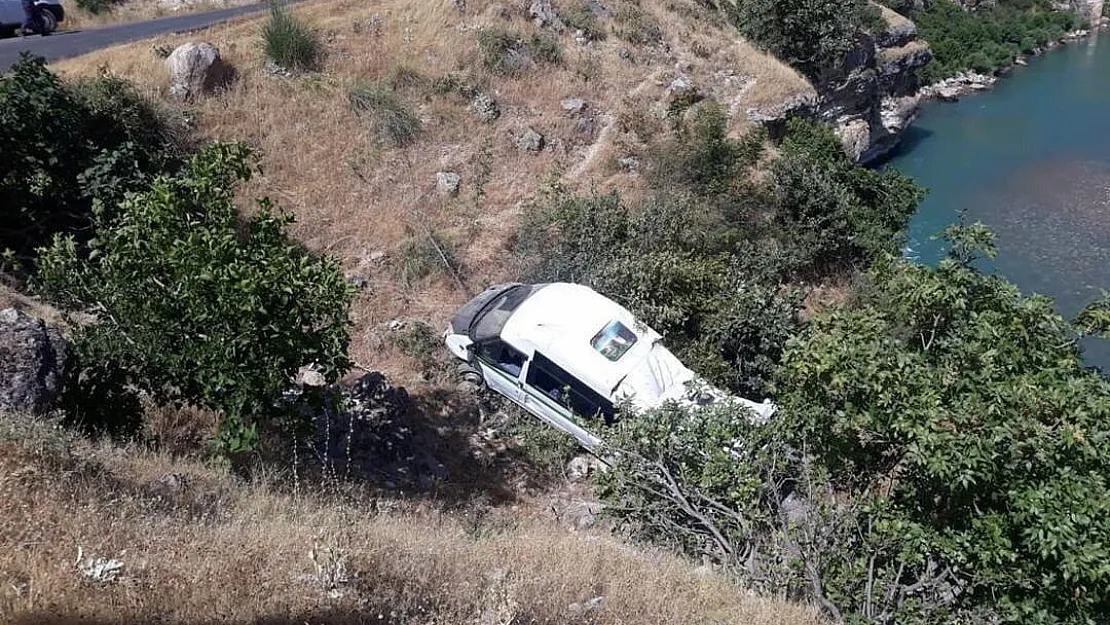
top-left (36, 143), bottom-right (354, 452)
top-left (0, 55), bottom-right (182, 270)
top-left (600, 224), bottom-right (1110, 624)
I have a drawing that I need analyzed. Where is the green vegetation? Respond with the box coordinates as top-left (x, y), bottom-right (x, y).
top-left (598, 225), bottom-right (1110, 623)
top-left (262, 1), bottom-right (322, 72)
top-left (0, 55), bottom-right (182, 271)
top-left (519, 103), bottom-right (923, 398)
top-left (476, 27), bottom-right (564, 77)
top-left (559, 0), bottom-right (608, 41)
top-left (37, 143), bottom-right (353, 453)
top-left (348, 81), bottom-right (422, 147)
top-left (718, 0), bottom-right (882, 81)
top-left (902, 0), bottom-right (1081, 81)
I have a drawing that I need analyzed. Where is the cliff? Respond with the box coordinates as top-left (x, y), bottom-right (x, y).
top-left (821, 7), bottom-right (932, 163)
top-left (744, 6), bottom-right (932, 163)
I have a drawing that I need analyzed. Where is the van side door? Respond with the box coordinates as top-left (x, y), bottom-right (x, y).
top-left (520, 351), bottom-right (610, 450)
top-left (471, 339), bottom-right (527, 403)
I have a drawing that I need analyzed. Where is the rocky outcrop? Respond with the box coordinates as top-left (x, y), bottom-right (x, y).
top-left (920, 70), bottom-right (997, 101)
top-left (165, 42), bottom-right (232, 102)
top-left (1058, 0), bottom-right (1104, 22)
top-left (0, 308), bottom-right (68, 415)
top-left (814, 16), bottom-right (933, 163)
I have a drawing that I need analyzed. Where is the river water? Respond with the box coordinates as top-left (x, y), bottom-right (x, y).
top-left (886, 32), bottom-right (1110, 370)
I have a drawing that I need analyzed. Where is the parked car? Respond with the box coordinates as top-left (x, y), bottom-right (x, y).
top-left (444, 282), bottom-right (777, 451)
top-left (0, 0), bottom-right (64, 36)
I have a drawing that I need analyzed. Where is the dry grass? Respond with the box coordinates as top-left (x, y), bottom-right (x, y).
top-left (50, 0), bottom-right (813, 387)
top-left (0, 412), bottom-right (821, 625)
top-left (63, 0), bottom-right (254, 31)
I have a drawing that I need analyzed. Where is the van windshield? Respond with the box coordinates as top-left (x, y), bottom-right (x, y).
top-left (590, 320), bottom-right (638, 361)
top-left (471, 284), bottom-right (547, 342)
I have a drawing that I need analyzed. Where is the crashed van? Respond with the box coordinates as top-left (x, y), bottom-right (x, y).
top-left (444, 282), bottom-right (776, 451)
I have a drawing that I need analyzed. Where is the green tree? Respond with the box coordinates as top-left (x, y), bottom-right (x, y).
top-left (37, 142), bottom-right (354, 452)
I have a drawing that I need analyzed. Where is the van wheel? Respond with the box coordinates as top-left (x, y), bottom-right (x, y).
top-left (456, 363), bottom-right (484, 384)
top-left (38, 8), bottom-right (57, 33)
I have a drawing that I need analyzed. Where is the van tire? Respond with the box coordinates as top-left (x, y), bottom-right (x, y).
top-left (456, 363), bottom-right (484, 386)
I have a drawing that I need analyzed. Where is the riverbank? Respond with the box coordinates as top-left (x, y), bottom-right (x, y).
top-left (921, 16), bottom-right (1110, 101)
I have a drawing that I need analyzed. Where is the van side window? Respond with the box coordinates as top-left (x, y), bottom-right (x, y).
top-left (526, 352), bottom-right (615, 422)
top-left (474, 340), bottom-right (526, 378)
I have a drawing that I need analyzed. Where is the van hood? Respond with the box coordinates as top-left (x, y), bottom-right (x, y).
top-left (613, 342), bottom-right (777, 422)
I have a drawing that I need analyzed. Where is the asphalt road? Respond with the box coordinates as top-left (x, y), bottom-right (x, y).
top-left (0, 2), bottom-right (273, 71)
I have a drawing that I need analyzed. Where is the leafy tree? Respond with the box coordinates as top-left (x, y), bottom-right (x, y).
top-left (0, 55), bottom-right (181, 270)
top-left (600, 224), bottom-right (1110, 624)
top-left (37, 143), bottom-right (354, 452)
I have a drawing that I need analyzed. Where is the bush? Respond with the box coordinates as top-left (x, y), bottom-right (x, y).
top-left (36, 143), bottom-right (354, 453)
top-left (912, 0), bottom-right (1080, 81)
top-left (348, 82), bottom-right (422, 147)
top-left (559, 1), bottom-right (608, 41)
top-left (730, 0), bottom-right (875, 81)
top-left (262, 2), bottom-right (322, 72)
top-left (600, 225), bottom-right (1110, 624)
top-left (0, 55), bottom-right (181, 271)
top-left (74, 0), bottom-right (123, 15)
top-left (476, 27), bottom-right (563, 76)
top-left (613, 5), bottom-right (663, 44)
top-left (396, 230), bottom-right (458, 288)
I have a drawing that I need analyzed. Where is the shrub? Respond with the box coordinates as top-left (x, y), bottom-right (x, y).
top-left (262, 2), bottom-right (322, 72)
top-left (559, 1), bottom-right (608, 41)
top-left (599, 225), bottom-right (1110, 624)
top-left (36, 142), bottom-right (354, 454)
top-left (349, 81), bottom-right (422, 147)
top-left (912, 0), bottom-right (1080, 81)
top-left (476, 27), bottom-right (563, 76)
top-left (0, 55), bottom-right (181, 270)
top-left (396, 230), bottom-right (458, 287)
top-left (731, 0), bottom-right (875, 81)
top-left (613, 5), bottom-right (663, 44)
top-left (74, 0), bottom-right (123, 15)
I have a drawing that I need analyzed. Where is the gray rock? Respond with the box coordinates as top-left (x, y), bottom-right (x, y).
top-left (834, 117), bottom-right (871, 162)
top-left (568, 596), bottom-right (604, 616)
top-left (529, 0), bottom-right (565, 31)
top-left (470, 92), bottom-right (501, 122)
top-left (667, 73), bottom-right (693, 93)
top-left (561, 97), bottom-right (587, 115)
top-left (574, 116), bottom-right (598, 138)
top-left (617, 156), bottom-right (639, 171)
top-left (617, 47), bottom-right (631, 60)
top-left (0, 308), bottom-right (67, 415)
top-left (166, 42), bottom-right (231, 102)
top-left (517, 127), bottom-right (545, 152)
top-left (436, 171), bottom-right (461, 197)
top-left (1015, 57), bottom-right (1028, 66)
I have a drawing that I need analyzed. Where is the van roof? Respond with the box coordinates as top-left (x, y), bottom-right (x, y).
top-left (500, 283), bottom-right (659, 399)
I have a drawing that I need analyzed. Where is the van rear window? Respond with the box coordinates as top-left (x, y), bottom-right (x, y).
top-left (590, 320), bottom-right (637, 361)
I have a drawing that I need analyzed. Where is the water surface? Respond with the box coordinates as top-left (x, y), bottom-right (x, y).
top-left (887, 33), bottom-right (1110, 369)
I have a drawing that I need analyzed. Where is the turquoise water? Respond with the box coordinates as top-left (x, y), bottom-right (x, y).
top-left (886, 33), bottom-right (1110, 370)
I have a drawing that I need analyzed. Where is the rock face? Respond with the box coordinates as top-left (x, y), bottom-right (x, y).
top-left (1068, 0), bottom-right (1103, 22)
top-left (813, 19), bottom-right (933, 163)
top-left (166, 42), bottom-right (231, 102)
top-left (0, 308), bottom-right (67, 415)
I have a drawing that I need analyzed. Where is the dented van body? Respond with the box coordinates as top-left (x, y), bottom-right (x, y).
top-left (445, 282), bottom-right (776, 451)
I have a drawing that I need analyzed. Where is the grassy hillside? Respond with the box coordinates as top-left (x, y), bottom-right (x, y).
top-left (52, 0), bottom-right (813, 389)
top-left (0, 410), bottom-right (820, 624)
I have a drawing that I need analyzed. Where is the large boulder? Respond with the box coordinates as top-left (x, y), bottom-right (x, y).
top-left (166, 42), bottom-right (232, 102)
top-left (0, 308), bottom-right (67, 415)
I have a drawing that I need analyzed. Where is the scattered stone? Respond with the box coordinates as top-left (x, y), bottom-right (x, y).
top-left (297, 365), bottom-right (328, 387)
top-left (347, 273), bottom-right (371, 292)
top-left (568, 596), bottom-right (605, 617)
top-left (617, 47), bottom-right (631, 60)
top-left (1015, 56), bottom-right (1028, 66)
top-left (574, 29), bottom-right (589, 45)
top-left (529, 0), bottom-right (566, 31)
top-left (920, 70), bottom-right (997, 101)
top-left (667, 73), bottom-right (693, 93)
top-left (469, 92), bottom-right (501, 122)
top-left (436, 171), bottom-right (461, 197)
top-left (76, 547), bottom-right (124, 585)
top-left (369, 250), bottom-right (387, 263)
top-left (0, 308), bottom-right (67, 415)
top-left (561, 97), bottom-right (587, 115)
top-left (517, 127), bottom-right (545, 152)
top-left (617, 156), bottom-right (639, 172)
top-left (166, 42), bottom-right (232, 102)
top-left (154, 473), bottom-right (189, 490)
top-left (566, 454), bottom-right (605, 481)
top-left (265, 60), bottom-right (292, 78)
